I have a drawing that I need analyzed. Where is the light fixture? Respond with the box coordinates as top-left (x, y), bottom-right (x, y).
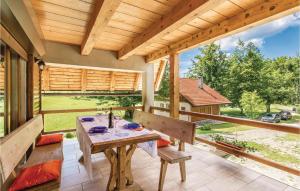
top-left (34, 57), bottom-right (45, 71)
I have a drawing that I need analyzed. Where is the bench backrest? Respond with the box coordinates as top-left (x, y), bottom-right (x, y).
top-left (0, 115), bottom-right (43, 183)
top-left (133, 111), bottom-right (195, 144)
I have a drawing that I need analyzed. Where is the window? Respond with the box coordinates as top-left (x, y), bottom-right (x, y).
top-left (181, 106), bottom-right (186, 111)
top-left (160, 103), bottom-right (164, 108)
top-left (0, 42), bottom-right (27, 137)
top-left (166, 104), bottom-right (169, 109)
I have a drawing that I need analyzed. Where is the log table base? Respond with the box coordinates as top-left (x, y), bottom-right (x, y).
top-left (104, 144), bottom-right (143, 191)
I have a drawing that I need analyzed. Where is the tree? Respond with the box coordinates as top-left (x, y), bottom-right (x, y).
top-left (240, 91), bottom-right (265, 119)
top-left (227, 40), bottom-right (265, 111)
top-left (259, 57), bottom-right (297, 112)
top-left (157, 63), bottom-right (170, 99)
top-left (116, 96), bottom-right (141, 119)
top-left (186, 43), bottom-right (230, 95)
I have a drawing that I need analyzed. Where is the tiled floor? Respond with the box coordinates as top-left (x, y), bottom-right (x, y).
top-left (59, 139), bottom-right (299, 191)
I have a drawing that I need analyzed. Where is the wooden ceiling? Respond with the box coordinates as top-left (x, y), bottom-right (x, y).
top-left (30, 0), bottom-right (299, 61)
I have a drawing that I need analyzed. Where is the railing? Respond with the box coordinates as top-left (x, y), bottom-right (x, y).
top-left (40, 106), bottom-right (144, 134)
top-left (150, 106), bottom-right (300, 176)
top-left (150, 106), bottom-right (300, 134)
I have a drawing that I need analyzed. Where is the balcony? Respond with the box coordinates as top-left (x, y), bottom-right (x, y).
top-left (0, 0), bottom-right (299, 191)
top-left (60, 139), bottom-right (297, 191)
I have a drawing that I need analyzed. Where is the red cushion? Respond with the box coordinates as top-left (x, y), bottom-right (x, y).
top-left (36, 134), bottom-right (63, 146)
top-left (9, 160), bottom-right (62, 191)
top-left (157, 138), bottom-right (171, 148)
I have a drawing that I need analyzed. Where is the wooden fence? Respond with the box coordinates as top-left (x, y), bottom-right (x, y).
top-left (150, 106), bottom-right (300, 176)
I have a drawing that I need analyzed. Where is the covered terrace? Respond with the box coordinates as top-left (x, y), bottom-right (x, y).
top-left (0, 0), bottom-right (299, 191)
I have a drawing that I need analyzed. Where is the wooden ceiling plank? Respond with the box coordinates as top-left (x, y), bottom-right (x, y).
top-left (37, 0), bottom-right (95, 13)
top-left (116, 2), bottom-right (161, 22)
top-left (118, 0), bottom-right (226, 60)
top-left (39, 19), bottom-right (86, 33)
top-left (146, 0), bottom-right (300, 62)
top-left (31, 0), bottom-right (90, 21)
top-left (36, 10), bottom-right (88, 26)
top-left (81, 0), bottom-right (121, 55)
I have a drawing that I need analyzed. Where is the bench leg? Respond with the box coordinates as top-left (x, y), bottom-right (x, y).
top-left (158, 159), bottom-right (168, 191)
top-left (179, 161), bottom-right (186, 182)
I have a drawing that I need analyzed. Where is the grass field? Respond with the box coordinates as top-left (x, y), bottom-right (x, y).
top-left (42, 96), bottom-right (126, 132)
top-left (197, 123), bottom-right (254, 135)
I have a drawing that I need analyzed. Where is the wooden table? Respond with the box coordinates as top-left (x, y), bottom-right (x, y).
top-left (77, 116), bottom-right (160, 191)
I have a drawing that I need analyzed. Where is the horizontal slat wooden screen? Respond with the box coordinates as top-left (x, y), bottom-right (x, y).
top-left (41, 66), bottom-right (143, 91)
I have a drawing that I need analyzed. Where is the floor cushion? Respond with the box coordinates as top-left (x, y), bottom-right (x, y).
top-left (9, 160), bottom-right (62, 191)
top-left (36, 134), bottom-right (63, 146)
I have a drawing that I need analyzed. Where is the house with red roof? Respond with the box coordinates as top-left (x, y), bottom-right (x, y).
top-left (155, 78), bottom-right (231, 122)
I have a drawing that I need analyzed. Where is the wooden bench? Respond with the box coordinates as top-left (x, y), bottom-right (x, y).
top-left (133, 110), bottom-right (196, 191)
top-left (0, 115), bottom-right (64, 191)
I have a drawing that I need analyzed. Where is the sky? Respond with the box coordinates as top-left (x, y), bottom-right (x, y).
top-left (179, 12), bottom-right (300, 77)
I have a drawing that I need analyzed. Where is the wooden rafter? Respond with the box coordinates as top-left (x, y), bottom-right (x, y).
top-left (5, 0), bottom-right (45, 56)
top-left (146, 0), bottom-right (300, 62)
top-left (22, 0), bottom-right (44, 40)
top-left (154, 60), bottom-right (166, 91)
top-left (81, 0), bottom-right (121, 55)
top-left (0, 25), bottom-right (28, 60)
top-left (118, 0), bottom-right (226, 60)
top-left (110, 71), bottom-right (116, 91)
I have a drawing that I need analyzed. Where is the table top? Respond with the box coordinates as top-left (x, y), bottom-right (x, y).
top-left (77, 115), bottom-right (160, 152)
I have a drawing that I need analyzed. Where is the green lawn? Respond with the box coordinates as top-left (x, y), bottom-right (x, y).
top-left (246, 142), bottom-right (300, 165)
top-left (197, 123), bottom-right (254, 135)
top-left (42, 96), bottom-right (125, 132)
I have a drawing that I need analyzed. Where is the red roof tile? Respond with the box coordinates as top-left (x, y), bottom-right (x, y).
top-left (179, 78), bottom-right (231, 106)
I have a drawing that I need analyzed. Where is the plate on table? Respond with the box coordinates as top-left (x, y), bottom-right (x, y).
top-left (123, 123), bottom-right (144, 131)
top-left (81, 117), bottom-right (94, 122)
top-left (88, 126), bottom-right (108, 134)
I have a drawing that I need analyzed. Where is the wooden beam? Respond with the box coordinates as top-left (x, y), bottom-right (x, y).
top-left (169, 53), bottom-right (179, 119)
top-left (154, 60), bottom-right (166, 91)
top-left (81, 0), bottom-right (121, 55)
top-left (42, 67), bottom-right (50, 91)
top-left (4, 46), bottom-right (12, 135)
top-left (146, 0), bottom-right (300, 62)
top-left (22, 0), bottom-right (44, 40)
top-left (81, 69), bottom-right (87, 91)
top-left (26, 54), bottom-right (34, 120)
top-left (133, 73), bottom-right (141, 91)
top-left (5, 0), bottom-right (45, 56)
top-left (110, 71), bottom-right (116, 91)
top-left (0, 25), bottom-right (27, 60)
top-left (118, 0), bottom-right (225, 60)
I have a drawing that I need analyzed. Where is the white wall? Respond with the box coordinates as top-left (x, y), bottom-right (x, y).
top-left (154, 101), bottom-right (191, 121)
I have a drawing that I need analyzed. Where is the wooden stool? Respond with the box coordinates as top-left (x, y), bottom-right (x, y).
top-left (158, 142), bottom-right (191, 191)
